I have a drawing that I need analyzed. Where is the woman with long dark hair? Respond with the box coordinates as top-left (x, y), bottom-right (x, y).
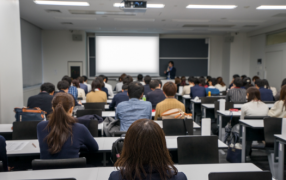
top-left (215, 77), bottom-right (226, 92)
top-left (109, 119), bottom-right (187, 180)
top-left (269, 85), bottom-right (286, 118)
top-left (37, 93), bottom-right (99, 159)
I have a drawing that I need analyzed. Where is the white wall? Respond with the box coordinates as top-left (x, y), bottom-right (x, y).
top-left (42, 30), bottom-right (86, 88)
top-left (222, 36), bottom-right (231, 85)
top-left (249, 34), bottom-right (265, 79)
top-left (0, 0), bottom-right (24, 123)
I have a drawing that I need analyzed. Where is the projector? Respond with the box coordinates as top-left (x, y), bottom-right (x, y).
top-left (122, 1), bottom-right (147, 13)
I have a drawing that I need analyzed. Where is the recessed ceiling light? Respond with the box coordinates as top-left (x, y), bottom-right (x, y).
top-left (113, 3), bottom-right (165, 8)
top-left (34, 1), bottom-right (90, 6)
top-left (257, 6), bottom-right (286, 10)
top-left (186, 5), bottom-right (237, 9)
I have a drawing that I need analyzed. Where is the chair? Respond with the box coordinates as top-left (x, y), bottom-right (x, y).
top-left (76, 109), bottom-right (102, 118)
top-left (12, 121), bottom-right (41, 140)
top-left (84, 103), bottom-right (105, 111)
top-left (209, 171), bottom-right (272, 180)
top-left (32, 157), bottom-right (86, 170)
top-left (112, 131), bottom-right (127, 137)
top-left (0, 161), bottom-right (3, 172)
top-left (201, 97), bottom-right (223, 104)
top-left (77, 119), bottom-right (98, 137)
top-left (77, 97), bottom-right (83, 100)
top-left (263, 101), bottom-right (275, 104)
top-left (162, 119), bottom-right (193, 136)
top-left (214, 101), bottom-right (234, 118)
top-left (220, 91), bottom-right (227, 95)
top-left (177, 136), bottom-right (218, 164)
top-left (244, 116), bottom-right (267, 120)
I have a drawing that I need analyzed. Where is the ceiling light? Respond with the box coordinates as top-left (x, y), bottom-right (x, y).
top-left (186, 5), bottom-right (237, 9)
top-left (34, 1), bottom-right (89, 6)
top-left (113, 3), bottom-right (165, 8)
top-left (114, 18), bottom-right (155, 22)
top-left (257, 6), bottom-right (286, 10)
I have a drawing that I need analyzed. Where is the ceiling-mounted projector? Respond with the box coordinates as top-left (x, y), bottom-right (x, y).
top-left (122, 1), bottom-right (147, 13)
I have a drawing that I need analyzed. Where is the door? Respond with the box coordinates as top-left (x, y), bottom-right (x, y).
top-left (265, 51), bottom-right (283, 90)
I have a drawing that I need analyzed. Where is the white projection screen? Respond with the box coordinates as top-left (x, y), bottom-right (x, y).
top-left (96, 35), bottom-right (159, 76)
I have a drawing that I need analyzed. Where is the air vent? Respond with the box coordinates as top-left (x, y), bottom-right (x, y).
top-left (46, 9), bottom-right (61, 13)
top-left (243, 25), bottom-right (258, 28)
top-left (272, 13), bottom-right (286, 17)
top-left (69, 10), bottom-right (95, 15)
top-left (96, 11), bottom-right (136, 16)
top-left (183, 24), bottom-right (234, 28)
top-left (61, 22), bottom-right (73, 25)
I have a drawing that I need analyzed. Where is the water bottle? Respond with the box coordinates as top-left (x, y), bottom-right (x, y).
top-left (142, 95), bottom-right (146, 101)
top-left (208, 91), bottom-right (211, 97)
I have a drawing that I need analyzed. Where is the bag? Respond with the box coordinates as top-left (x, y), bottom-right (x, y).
top-left (161, 108), bottom-right (192, 119)
top-left (14, 107), bottom-right (46, 122)
top-left (226, 124), bottom-right (242, 163)
top-left (77, 114), bottom-right (104, 123)
top-left (110, 138), bottom-right (124, 164)
top-left (103, 117), bottom-right (120, 137)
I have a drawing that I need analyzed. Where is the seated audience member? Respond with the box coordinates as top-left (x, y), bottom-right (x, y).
top-left (96, 77), bottom-right (109, 97)
top-left (100, 75), bottom-right (114, 97)
top-left (215, 77), bottom-right (227, 92)
top-left (241, 75), bottom-right (247, 80)
top-left (206, 76), bottom-right (212, 83)
top-left (155, 82), bottom-right (185, 120)
top-left (205, 78), bottom-right (220, 95)
top-left (57, 80), bottom-right (81, 106)
top-left (146, 80), bottom-right (165, 109)
top-left (190, 78), bottom-right (206, 99)
top-left (275, 78), bottom-right (286, 101)
top-left (252, 76), bottom-right (260, 84)
top-left (0, 135), bottom-right (8, 171)
top-left (175, 77), bottom-right (181, 93)
top-left (82, 75), bottom-right (91, 92)
top-left (115, 73), bottom-right (126, 92)
top-left (199, 77), bottom-right (208, 88)
top-left (180, 76), bottom-right (187, 86)
top-left (229, 74), bottom-right (240, 89)
top-left (268, 85), bottom-right (286, 118)
top-left (72, 80), bottom-right (85, 100)
top-left (182, 77), bottom-right (195, 95)
top-left (123, 75), bottom-right (133, 85)
top-left (262, 79), bottom-right (277, 97)
top-left (109, 119), bottom-right (187, 180)
top-left (226, 78), bottom-right (246, 102)
top-left (143, 75), bottom-right (152, 95)
top-left (243, 77), bottom-right (253, 89)
top-left (137, 74), bottom-right (145, 85)
top-left (27, 83), bottom-right (55, 115)
top-left (116, 82), bottom-right (152, 131)
top-left (37, 93), bottom-right (98, 159)
top-left (78, 77), bottom-right (88, 95)
top-left (255, 79), bottom-right (274, 101)
top-left (62, 76), bottom-right (77, 100)
top-left (86, 79), bottom-right (107, 103)
top-left (109, 84), bottom-right (129, 110)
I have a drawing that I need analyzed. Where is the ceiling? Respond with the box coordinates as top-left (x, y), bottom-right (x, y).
top-left (20, 0), bottom-right (286, 34)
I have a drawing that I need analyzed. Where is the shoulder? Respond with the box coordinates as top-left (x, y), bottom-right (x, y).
top-left (174, 172), bottom-right (187, 180)
top-left (0, 135), bottom-right (5, 143)
top-left (109, 171), bottom-right (123, 180)
top-left (141, 101), bottom-right (152, 107)
top-left (37, 121), bottom-right (49, 130)
top-left (117, 100), bottom-right (129, 108)
top-left (73, 123), bottom-right (89, 131)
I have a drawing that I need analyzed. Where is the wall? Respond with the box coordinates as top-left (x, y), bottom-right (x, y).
top-left (0, 0), bottom-right (24, 123)
top-left (222, 36), bottom-right (231, 85)
top-left (42, 30), bottom-right (86, 87)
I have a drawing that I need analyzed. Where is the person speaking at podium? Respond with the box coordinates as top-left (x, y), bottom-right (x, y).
top-left (164, 61), bottom-right (176, 79)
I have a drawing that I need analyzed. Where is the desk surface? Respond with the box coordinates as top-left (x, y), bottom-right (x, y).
top-left (239, 120), bottom-right (264, 128)
top-left (202, 104), bottom-right (273, 109)
top-left (217, 110), bottom-right (241, 116)
top-left (0, 163), bottom-right (261, 180)
top-left (81, 100), bottom-right (112, 104)
top-left (275, 134), bottom-right (286, 143)
top-left (6, 136), bottom-right (227, 156)
top-left (102, 111), bottom-right (156, 117)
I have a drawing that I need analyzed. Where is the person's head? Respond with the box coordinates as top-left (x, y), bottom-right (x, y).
top-left (216, 77), bottom-right (225, 86)
top-left (123, 75), bottom-right (133, 85)
top-left (175, 77), bottom-right (181, 85)
top-left (206, 76), bottom-right (212, 82)
top-left (280, 85), bottom-right (286, 105)
top-left (241, 75), bottom-right (247, 80)
top-left (72, 79), bottom-right (80, 88)
top-left (281, 79), bottom-right (286, 87)
top-left (144, 75), bottom-right (151, 85)
top-left (262, 79), bottom-right (270, 89)
top-left (181, 76), bottom-right (186, 84)
top-left (41, 83), bottom-right (55, 95)
top-left (194, 78), bottom-right (200, 85)
top-left (243, 77), bottom-right (252, 87)
top-left (208, 78), bottom-right (217, 86)
top-left (157, 80), bottom-right (162, 88)
top-left (137, 74), bottom-right (143, 81)
top-left (122, 84), bottom-right (128, 92)
top-left (168, 61), bottom-right (174, 68)
top-left (62, 76), bottom-right (72, 85)
top-left (188, 77), bottom-right (195, 85)
top-left (46, 93), bottom-right (76, 154)
top-left (96, 77), bottom-right (105, 88)
top-left (82, 76), bottom-right (88, 82)
top-left (233, 74), bottom-right (240, 80)
top-left (115, 119), bottom-right (177, 180)
top-left (149, 80), bottom-right (160, 90)
top-left (78, 77), bottom-right (84, 84)
top-left (99, 75), bottom-right (108, 83)
top-left (246, 87), bottom-right (261, 102)
top-left (254, 79), bottom-right (264, 89)
top-left (252, 76), bottom-right (260, 83)
top-left (91, 79), bottom-right (102, 91)
top-left (128, 82), bottom-right (144, 99)
top-left (120, 73), bottom-right (127, 82)
top-left (233, 78), bottom-right (243, 88)
top-left (199, 78), bottom-right (206, 86)
top-left (57, 80), bottom-right (70, 93)
top-left (163, 82), bottom-right (177, 97)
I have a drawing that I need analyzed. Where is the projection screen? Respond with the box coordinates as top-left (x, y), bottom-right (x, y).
top-left (96, 35), bottom-right (159, 76)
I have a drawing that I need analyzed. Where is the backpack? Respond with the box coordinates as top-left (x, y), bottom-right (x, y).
top-left (110, 138), bottom-right (124, 164)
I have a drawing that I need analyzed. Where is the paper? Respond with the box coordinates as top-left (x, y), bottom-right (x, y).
top-left (6, 141), bottom-right (29, 151)
top-left (218, 99), bottom-right (226, 111)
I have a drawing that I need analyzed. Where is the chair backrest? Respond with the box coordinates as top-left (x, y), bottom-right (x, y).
top-left (32, 157), bottom-right (86, 170)
top-left (162, 119), bottom-right (193, 136)
top-left (12, 121), bottom-right (41, 140)
top-left (201, 97), bottom-right (223, 104)
top-left (264, 117), bottom-right (282, 148)
top-left (0, 161), bottom-right (3, 172)
top-left (220, 91), bottom-right (227, 95)
top-left (209, 171), bottom-right (272, 180)
top-left (77, 97), bottom-right (83, 100)
top-left (244, 116), bottom-right (266, 120)
top-left (263, 101), bottom-right (275, 104)
top-left (177, 136), bottom-right (218, 164)
top-left (84, 103), bottom-right (105, 111)
top-left (214, 101), bottom-right (234, 117)
top-left (77, 119), bottom-right (98, 137)
top-left (76, 109), bottom-right (102, 118)
top-left (112, 131), bottom-right (127, 137)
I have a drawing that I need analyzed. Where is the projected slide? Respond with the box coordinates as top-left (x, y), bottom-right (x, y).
top-left (96, 35), bottom-right (159, 76)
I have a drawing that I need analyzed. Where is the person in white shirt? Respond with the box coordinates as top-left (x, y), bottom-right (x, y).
top-left (72, 79), bottom-right (86, 100)
top-left (99, 75), bottom-right (114, 97)
top-left (137, 74), bottom-right (145, 85)
top-left (215, 77), bottom-right (227, 92)
top-left (115, 74), bottom-right (126, 92)
top-left (268, 85), bottom-right (286, 118)
top-left (182, 77), bottom-right (194, 95)
top-left (82, 76), bottom-right (91, 92)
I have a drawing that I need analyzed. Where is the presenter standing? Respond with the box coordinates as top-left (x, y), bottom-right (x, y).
top-left (164, 61), bottom-right (176, 79)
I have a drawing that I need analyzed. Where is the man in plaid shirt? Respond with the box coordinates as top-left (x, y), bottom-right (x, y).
top-left (62, 76), bottom-right (78, 100)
